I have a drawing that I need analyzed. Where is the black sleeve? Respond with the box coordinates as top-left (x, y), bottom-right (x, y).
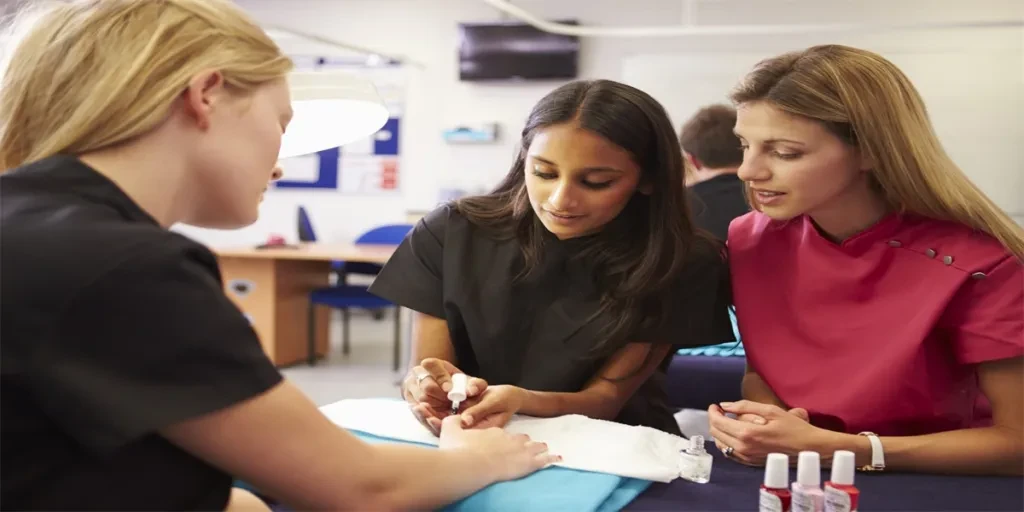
top-left (659, 239), bottom-right (736, 349)
top-left (368, 205), bottom-right (449, 319)
top-left (32, 244), bottom-right (283, 455)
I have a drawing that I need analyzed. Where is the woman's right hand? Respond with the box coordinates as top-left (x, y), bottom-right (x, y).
top-left (438, 415), bottom-right (560, 481)
top-left (403, 358), bottom-right (487, 435)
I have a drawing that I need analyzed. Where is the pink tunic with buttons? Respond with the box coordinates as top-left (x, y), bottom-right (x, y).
top-left (728, 212), bottom-right (1023, 436)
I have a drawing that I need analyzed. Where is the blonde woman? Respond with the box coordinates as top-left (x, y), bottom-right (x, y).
top-left (0, 1), bottom-right (555, 510)
top-left (707, 45), bottom-right (1023, 476)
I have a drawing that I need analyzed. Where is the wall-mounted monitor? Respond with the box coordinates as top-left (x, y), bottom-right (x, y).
top-left (457, 20), bottom-right (580, 82)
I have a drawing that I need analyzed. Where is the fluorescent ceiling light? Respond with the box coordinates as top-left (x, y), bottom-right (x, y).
top-left (279, 71), bottom-right (389, 159)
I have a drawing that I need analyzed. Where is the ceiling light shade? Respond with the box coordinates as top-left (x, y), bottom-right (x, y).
top-left (278, 71), bottom-right (390, 159)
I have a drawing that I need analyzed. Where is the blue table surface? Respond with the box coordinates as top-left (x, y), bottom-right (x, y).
top-left (627, 443), bottom-right (1024, 511)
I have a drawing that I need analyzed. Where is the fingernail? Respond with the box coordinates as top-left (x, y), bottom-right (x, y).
top-left (462, 414), bottom-right (472, 426)
top-left (442, 383), bottom-right (452, 392)
top-left (755, 417), bottom-right (766, 425)
top-left (720, 402), bottom-right (734, 407)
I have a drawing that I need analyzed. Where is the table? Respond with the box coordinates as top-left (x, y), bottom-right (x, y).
top-left (266, 401), bottom-right (1023, 512)
top-left (214, 243), bottom-right (397, 367)
top-left (627, 445), bottom-right (1024, 511)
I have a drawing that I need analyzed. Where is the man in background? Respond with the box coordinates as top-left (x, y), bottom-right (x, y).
top-left (679, 104), bottom-right (749, 240)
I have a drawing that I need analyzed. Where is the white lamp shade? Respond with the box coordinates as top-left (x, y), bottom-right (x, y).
top-left (278, 71), bottom-right (390, 159)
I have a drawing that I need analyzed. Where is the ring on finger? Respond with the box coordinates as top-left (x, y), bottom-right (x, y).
top-left (414, 370), bottom-right (431, 384)
top-left (723, 446), bottom-right (735, 457)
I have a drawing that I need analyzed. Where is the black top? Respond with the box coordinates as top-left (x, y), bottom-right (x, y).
top-left (0, 156), bottom-right (283, 510)
top-left (688, 173), bottom-right (750, 241)
top-left (369, 205), bottom-right (734, 434)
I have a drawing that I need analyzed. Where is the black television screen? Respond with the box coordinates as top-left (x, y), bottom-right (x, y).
top-left (458, 20), bottom-right (580, 81)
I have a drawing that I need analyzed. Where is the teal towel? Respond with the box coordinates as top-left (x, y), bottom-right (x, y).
top-left (353, 430), bottom-right (652, 512)
top-left (678, 308), bottom-right (743, 357)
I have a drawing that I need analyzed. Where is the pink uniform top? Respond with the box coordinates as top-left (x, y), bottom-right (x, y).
top-left (728, 211), bottom-right (1023, 436)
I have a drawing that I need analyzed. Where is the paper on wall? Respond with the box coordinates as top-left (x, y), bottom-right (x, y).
top-left (319, 398), bottom-right (689, 483)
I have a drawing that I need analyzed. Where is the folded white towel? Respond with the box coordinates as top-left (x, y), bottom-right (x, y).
top-left (320, 398), bottom-right (689, 483)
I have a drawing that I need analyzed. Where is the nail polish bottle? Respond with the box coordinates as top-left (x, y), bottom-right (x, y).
top-left (760, 453), bottom-right (792, 512)
top-left (791, 451), bottom-right (824, 512)
top-left (679, 435), bottom-right (713, 483)
top-left (447, 373), bottom-right (468, 413)
top-left (824, 450), bottom-right (860, 512)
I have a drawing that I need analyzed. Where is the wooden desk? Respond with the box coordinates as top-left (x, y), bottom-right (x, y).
top-left (215, 243), bottom-right (398, 367)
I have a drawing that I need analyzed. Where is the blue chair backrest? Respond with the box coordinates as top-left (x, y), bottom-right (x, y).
top-left (355, 224), bottom-right (413, 245)
top-left (298, 206), bottom-right (317, 242)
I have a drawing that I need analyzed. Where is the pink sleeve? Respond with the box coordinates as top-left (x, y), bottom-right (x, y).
top-left (941, 254), bottom-right (1024, 364)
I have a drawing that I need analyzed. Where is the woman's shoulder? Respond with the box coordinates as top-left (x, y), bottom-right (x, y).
top-left (409, 203), bottom-right (467, 242)
top-left (896, 214), bottom-right (1016, 271)
top-left (725, 211), bottom-right (794, 250)
top-left (415, 203), bottom-right (456, 233)
top-left (410, 201), bottom-right (514, 250)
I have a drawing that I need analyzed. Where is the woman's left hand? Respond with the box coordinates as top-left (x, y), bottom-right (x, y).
top-left (459, 385), bottom-right (528, 430)
top-left (708, 400), bottom-right (837, 467)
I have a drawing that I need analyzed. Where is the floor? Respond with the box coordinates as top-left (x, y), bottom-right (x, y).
top-left (281, 309), bottom-right (403, 406)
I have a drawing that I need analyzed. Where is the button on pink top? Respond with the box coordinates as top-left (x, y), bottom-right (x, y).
top-left (728, 212), bottom-right (1023, 436)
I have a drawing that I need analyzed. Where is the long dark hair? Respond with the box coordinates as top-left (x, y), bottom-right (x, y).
top-left (455, 79), bottom-right (710, 358)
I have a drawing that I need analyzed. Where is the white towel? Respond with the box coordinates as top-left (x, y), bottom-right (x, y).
top-left (320, 398), bottom-right (689, 483)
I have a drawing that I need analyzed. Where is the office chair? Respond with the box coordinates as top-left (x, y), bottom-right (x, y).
top-left (306, 223), bottom-right (412, 370)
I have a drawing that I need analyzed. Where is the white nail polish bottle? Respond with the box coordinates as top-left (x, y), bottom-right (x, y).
top-left (679, 435), bottom-right (713, 483)
top-left (447, 373), bottom-right (468, 413)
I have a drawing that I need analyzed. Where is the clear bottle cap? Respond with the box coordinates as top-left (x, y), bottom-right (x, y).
top-left (447, 373), bottom-right (468, 403)
top-left (796, 451), bottom-right (821, 487)
top-left (764, 453), bottom-right (790, 488)
top-left (830, 450), bottom-right (856, 485)
top-left (686, 435), bottom-right (707, 455)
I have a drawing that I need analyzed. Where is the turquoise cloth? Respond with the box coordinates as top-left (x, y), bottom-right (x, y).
top-left (240, 430), bottom-right (653, 512)
top-left (678, 307), bottom-right (743, 356)
top-left (676, 341), bottom-right (744, 357)
top-left (353, 430), bottom-right (651, 512)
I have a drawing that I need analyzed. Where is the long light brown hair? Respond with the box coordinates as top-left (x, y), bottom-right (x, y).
top-left (0, 0), bottom-right (293, 170)
top-left (731, 44), bottom-right (1024, 259)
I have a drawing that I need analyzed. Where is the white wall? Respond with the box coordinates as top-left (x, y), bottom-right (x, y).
top-left (176, 0), bottom-right (1023, 247)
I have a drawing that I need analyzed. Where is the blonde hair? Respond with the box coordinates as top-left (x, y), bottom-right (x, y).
top-left (731, 44), bottom-right (1024, 259)
top-left (0, 0), bottom-right (294, 170)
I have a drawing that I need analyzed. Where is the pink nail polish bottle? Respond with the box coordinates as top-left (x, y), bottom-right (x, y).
top-left (791, 451), bottom-right (824, 512)
top-left (760, 453), bottom-right (791, 512)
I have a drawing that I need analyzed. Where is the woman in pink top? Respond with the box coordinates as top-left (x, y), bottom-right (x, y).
top-left (707, 45), bottom-right (1023, 476)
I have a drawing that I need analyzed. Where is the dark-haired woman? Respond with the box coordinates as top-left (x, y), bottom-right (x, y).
top-left (371, 79), bottom-right (734, 436)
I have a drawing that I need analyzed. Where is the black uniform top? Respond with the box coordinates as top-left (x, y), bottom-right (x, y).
top-left (688, 173), bottom-right (750, 241)
top-left (0, 155), bottom-right (282, 510)
top-left (369, 205), bottom-right (734, 434)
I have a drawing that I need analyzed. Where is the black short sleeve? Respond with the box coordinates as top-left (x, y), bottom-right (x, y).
top-left (31, 244), bottom-right (283, 455)
top-left (659, 239), bottom-right (735, 348)
top-left (368, 205), bottom-right (449, 319)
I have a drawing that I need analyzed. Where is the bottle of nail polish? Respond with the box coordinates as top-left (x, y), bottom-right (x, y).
top-left (760, 453), bottom-right (792, 512)
top-left (679, 435), bottom-right (713, 483)
top-left (824, 451), bottom-right (860, 512)
top-left (791, 451), bottom-right (824, 512)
